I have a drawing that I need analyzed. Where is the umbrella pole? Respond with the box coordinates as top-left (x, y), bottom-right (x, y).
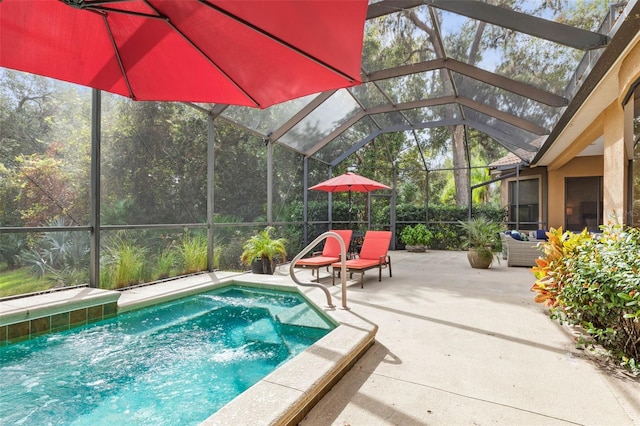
top-left (348, 190), bottom-right (352, 227)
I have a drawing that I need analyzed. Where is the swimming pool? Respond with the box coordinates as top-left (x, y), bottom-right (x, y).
top-left (0, 285), bottom-right (335, 425)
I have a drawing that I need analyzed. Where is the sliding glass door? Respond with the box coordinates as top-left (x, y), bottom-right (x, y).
top-left (565, 176), bottom-right (603, 232)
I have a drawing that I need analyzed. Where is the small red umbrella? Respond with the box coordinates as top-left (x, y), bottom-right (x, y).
top-left (0, 0), bottom-right (368, 108)
top-left (310, 172), bottom-right (390, 225)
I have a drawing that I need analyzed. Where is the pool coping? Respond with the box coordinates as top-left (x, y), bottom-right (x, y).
top-left (2, 269), bottom-right (376, 425)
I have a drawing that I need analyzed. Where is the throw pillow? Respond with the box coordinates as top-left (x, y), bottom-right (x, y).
top-left (536, 229), bottom-right (548, 241)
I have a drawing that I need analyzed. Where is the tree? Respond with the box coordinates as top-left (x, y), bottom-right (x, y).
top-left (101, 99), bottom-right (208, 224)
top-left (14, 153), bottom-right (81, 227)
top-left (359, 1), bottom-right (614, 207)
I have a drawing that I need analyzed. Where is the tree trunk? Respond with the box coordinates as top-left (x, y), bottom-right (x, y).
top-left (452, 125), bottom-right (469, 207)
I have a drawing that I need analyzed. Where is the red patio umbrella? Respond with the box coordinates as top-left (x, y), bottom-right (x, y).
top-left (0, 0), bottom-right (368, 108)
top-left (310, 172), bottom-right (390, 225)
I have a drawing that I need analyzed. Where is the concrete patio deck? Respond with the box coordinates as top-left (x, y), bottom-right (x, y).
top-left (295, 250), bottom-right (640, 426)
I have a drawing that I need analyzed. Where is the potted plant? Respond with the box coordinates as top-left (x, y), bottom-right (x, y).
top-left (240, 226), bottom-right (288, 274)
top-left (458, 217), bottom-right (503, 269)
top-left (400, 224), bottom-right (433, 252)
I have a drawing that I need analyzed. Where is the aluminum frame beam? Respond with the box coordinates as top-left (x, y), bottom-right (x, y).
top-left (427, 0), bottom-right (609, 50)
top-left (364, 58), bottom-right (567, 107)
top-left (328, 116), bottom-right (538, 168)
top-left (303, 94), bottom-right (546, 159)
top-left (366, 0), bottom-right (424, 19)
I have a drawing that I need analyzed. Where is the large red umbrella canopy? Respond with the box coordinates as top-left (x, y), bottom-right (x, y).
top-left (309, 172), bottom-right (390, 193)
top-left (0, 0), bottom-right (368, 108)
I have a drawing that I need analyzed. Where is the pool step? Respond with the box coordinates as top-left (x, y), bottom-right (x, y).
top-left (276, 303), bottom-right (333, 330)
top-left (242, 318), bottom-right (282, 345)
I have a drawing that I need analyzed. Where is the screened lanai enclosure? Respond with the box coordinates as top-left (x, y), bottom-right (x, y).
top-left (0, 0), bottom-right (633, 296)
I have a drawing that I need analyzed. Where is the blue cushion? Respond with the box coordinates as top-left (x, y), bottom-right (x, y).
top-left (504, 230), bottom-right (512, 235)
top-left (536, 229), bottom-right (548, 241)
top-left (510, 232), bottom-right (522, 241)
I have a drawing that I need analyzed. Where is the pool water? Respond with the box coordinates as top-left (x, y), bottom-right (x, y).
top-left (0, 285), bottom-right (335, 425)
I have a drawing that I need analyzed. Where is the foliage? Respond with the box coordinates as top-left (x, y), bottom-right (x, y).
top-left (386, 203), bottom-right (507, 250)
top-left (18, 220), bottom-right (90, 287)
top-left (153, 248), bottom-right (177, 281)
top-left (217, 241), bottom-right (245, 272)
top-left (240, 226), bottom-right (287, 273)
top-left (177, 234), bottom-right (208, 274)
top-left (14, 154), bottom-right (84, 226)
top-left (0, 233), bottom-right (27, 270)
top-left (458, 216), bottom-right (504, 262)
top-left (532, 225), bottom-right (640, 374)
top-left (530, 227), bottom-right (589, 308)
top-left (101, 237), bottom-right (147, 289)
top-left (102, 100), bottom-right (208, 225)
top-left (400, 224), bottom-right (433, 246)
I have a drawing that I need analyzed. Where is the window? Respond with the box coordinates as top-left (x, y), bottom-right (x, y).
top-left (508, 177), bottom-right (540, 230)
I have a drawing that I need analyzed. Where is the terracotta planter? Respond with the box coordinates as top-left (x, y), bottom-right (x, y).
top-left (405, 244), bottom-right (426, 253)
top-left (467, 248), bottom-right (493, 269)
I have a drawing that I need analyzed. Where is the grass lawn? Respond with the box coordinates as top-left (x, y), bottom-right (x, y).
top-left (0, 266), bottom-right (55, 298)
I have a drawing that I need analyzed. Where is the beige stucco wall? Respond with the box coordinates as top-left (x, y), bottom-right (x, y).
top-left (618, 38), bottom-right (640, 106)
top-left (547, 156), bottom-right (603, 229)
top-left (603, 103), bottom-right (628, 223)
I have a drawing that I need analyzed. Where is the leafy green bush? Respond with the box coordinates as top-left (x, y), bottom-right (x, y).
top-left (400, 224), bottom-right (433, 246)
top-left (390, 203), bottom-right (507, 250)
top-left (532, 225), bottom-right (640, 374)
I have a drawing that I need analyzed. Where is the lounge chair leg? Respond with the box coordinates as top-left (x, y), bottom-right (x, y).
top-left (361, 272), bottom-right (364, 288)
top-left (388, 255), bottom-right (392, 277)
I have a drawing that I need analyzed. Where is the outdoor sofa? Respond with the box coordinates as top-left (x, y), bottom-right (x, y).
top-left (501, 230), bottom-right (546, 267)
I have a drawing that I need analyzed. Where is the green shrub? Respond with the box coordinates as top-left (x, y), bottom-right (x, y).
top-left (400, 224), bottom-right (433, 246)
top-left (532, 225), bottom-right (640, 374)
top-left (391, 204), bottom-right (507, 250)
